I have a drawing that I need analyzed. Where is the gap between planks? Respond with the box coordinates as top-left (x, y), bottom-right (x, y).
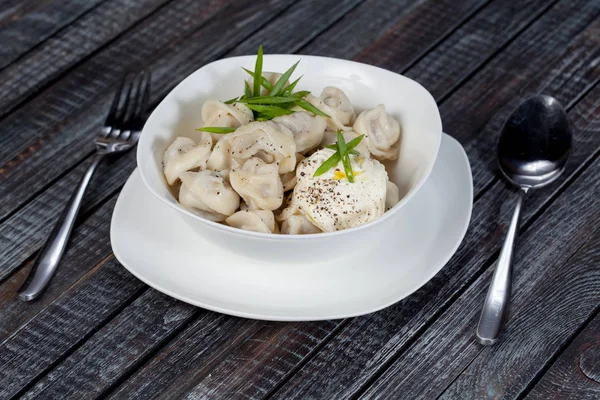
top-left (4, 0), bottom-right (600, 396)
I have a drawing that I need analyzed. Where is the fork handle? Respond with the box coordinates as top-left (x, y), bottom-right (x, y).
top-left (18, 153), bottom-right (105, 301)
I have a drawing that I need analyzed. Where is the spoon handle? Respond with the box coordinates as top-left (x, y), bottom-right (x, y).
top-left (476, 189), bottom-right (525, 345)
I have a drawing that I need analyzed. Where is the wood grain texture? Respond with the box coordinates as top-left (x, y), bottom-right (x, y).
top-left (0, 195), bottom-right (120, 341)
top-left (12, 1), bottom-right (598, 398)
top-left (108, 319), bottom-right (340, 399)
top-left (70, 5), bottom-right (600, 398)
top-left (0, 2), bottom-right (598, 399)
top-left (0, 0), bottom-right (365, 395)
top-left (0, 0), bottom-right (106, 70)
top-left (362, 183), bottom-right (600, 400)
top-left (19, 289), bottom-right (198, 399)
top-left (0, 0), bottom-right (290, 225)
top-left (0, 0), bottom-right (359, 296)
top-left (0, 0), bottom-right (181, 117)
top-left (301, 0), bottom-right (487, 59)
top-left (265, 3), bottom-right (600, 398)
top-left (0, 0), bottom-right (365, 285)
top-left (0, 257), bottom-right (146, 399)
top-left (525, 311), bottom-right (600, 399)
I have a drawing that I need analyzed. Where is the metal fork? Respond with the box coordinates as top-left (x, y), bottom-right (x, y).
top-left (18, 71), bottom-right (151, 301)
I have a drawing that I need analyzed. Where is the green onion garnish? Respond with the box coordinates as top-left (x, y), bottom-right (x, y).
top-left (270, 61), bottom-right (299, 97)
top-left (295, 99), bottom-right (329, 117)
top-left (337, 131), bottom-right (354, 183)
top-left (313, 151), bottom-right (341, 177)
top-left (315, 133), bottom-right (365, 180)
top-left (245, 104), bottom-right (294, 117)
top-left (324, 144), bottom-right (359, 155)
top-left (253, 45), bottom-right (264, 98)
top-left (195, 127), bottom-right (236, 134)
top-left (244, 81), bottom-right (252, 98)
top-left (242, 68), bottom-right (273, 91)
top-left (242, 96), bottom-right (300, 104)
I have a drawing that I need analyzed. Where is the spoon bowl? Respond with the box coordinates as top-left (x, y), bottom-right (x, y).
top-left (498, 95), bottom-right (572, 189)
top-left (476, 95), bottom-right (572, 345)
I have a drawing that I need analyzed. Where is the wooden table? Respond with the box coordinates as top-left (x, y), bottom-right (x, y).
top-left (1, 0), bottom-right (599, 398)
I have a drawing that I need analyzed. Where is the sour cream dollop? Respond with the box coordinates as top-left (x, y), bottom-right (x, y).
top-left (292, 148), bottom-right (388, 232)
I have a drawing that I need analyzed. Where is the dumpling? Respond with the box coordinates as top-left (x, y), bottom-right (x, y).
top-left (163, 134), bottom-right (212, 185)
top-left (281, 215), bottom-right (321, 234)
top-left (305, 87), bottom-right (355, 130)
top-left (200, 100), bottom-right (253, 141)
top-left (246, 72), bottom-right (287, 96)
top-left (276, 200), bottom-right (321, 235)
top-left (229, 158), bottom-right (284, 210)
top-left (320, 130), bottom-right (370, 157)
top-left (229, 121), bottom-right (297, 174)
top-left (280, 153), bottom-right (305, 192)
top-left (207, 136), bottom-right (232, 173)
top-left (178, 170), bottom-right (240, 221)
top-left (386, 180), bottom-right (400, 211)
top-left (353, 104), bottom-right (401, 160)
top-left (273, 111), bottom-right (327, 154)
top-left (225, 210), bottom-right (278, 233)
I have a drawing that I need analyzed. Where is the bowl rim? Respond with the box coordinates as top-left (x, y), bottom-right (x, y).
top-left (137, 54), bottom-right (442, 240)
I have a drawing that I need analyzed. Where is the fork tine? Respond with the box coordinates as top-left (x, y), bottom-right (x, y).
top-left (138, 70), bottom-right (151, 126)
top-left (104, 74), bottom-right (127, 135)
top-left (125, 71), bottom-right (146, 131)
top-left (110, 74), bottom-right (134, 138)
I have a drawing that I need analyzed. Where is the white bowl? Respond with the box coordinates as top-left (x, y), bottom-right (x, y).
top-left (137, 55), bottom-right (442, 263)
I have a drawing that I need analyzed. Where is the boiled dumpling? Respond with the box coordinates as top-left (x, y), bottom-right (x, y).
top-left (207, 136), bottom-right (232, 173)
top-left (386, 180), bottom-right (400, 210)
top-left (229, 158), bottom-right (284, 210)
top-left (178, 170), bottom-right (240, 221)
top-left (163, 134), bottom-right (212, 185)
top-left (353, 104), bottom-right (400, 160)
top-left (225, 210), bottom-right (278, 233)
top-left (246, 72), bottom-right (287, 96)
top-left (276, 200), bottom-right (321, 234)
top-left (200, 100), bottom-right (253, 141)
top-left (281, 215), bottom-right (321, 234)
top-left (320, 130), bottom-right (369, 157)
top-left (306, 87), bottom-right (355, 130)
top-left (274, 111), bottom-right (327, 154)
top-left (280, 153), bottom-right (305, 192)
top-left (229, 121), bottom-right (297, 174)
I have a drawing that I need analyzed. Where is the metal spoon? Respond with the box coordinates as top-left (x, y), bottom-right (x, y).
top-left (476, 95), bottom-right (572, 345)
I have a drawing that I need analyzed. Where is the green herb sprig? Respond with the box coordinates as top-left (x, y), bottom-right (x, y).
top-left (313, 131), bottom-right (365, 182)
top-left (197, 46), bottom-right (329, 133)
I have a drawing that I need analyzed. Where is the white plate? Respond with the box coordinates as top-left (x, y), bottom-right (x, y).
top-left (111, 134), bottom-right (472, 321)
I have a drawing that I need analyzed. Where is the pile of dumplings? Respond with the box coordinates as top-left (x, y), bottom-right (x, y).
top-left (163, 75), bottom-right (401, 234)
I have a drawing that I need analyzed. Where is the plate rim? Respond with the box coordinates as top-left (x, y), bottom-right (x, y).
top-left (112, 133), bottom-right (472, 321)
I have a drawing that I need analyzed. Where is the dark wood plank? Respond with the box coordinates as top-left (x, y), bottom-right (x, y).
top-left (0, 0), bottom-right (180, 117)
top-left (300, 0), bottom-right (488, 59)
top-left (107, 319), bottom-right (339, 399)
top-left (271, 69), bottom-right (600, 399)
top-left (0, 257), bottom-right (146, 399)
top-left (358, 157), bottom-right (600, 399)
top-left (95, 6), bottom-right (600, 399)
top-left (0, 0), bottom-right (500, 396)
top-left (0, 0), bottom-right (107, 70)
top-left (18, 289), bottom-right (198, 399)
top-left (257, 3), bottom-right (600, 399)
top-left (0, 1), bottom-right (366, 397)
top-left (0, 0), bottom-right (289, 225)
top-left (3, 0), bottom-right (598, 398)
top-left (0, 194), bottom-right (122, 341)
top-left (0, 0), bottom-right (358, 296)
top-left (526, 311), bottom-right (600, 400)
top-left (0, 0), bottom-right (484, 230)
